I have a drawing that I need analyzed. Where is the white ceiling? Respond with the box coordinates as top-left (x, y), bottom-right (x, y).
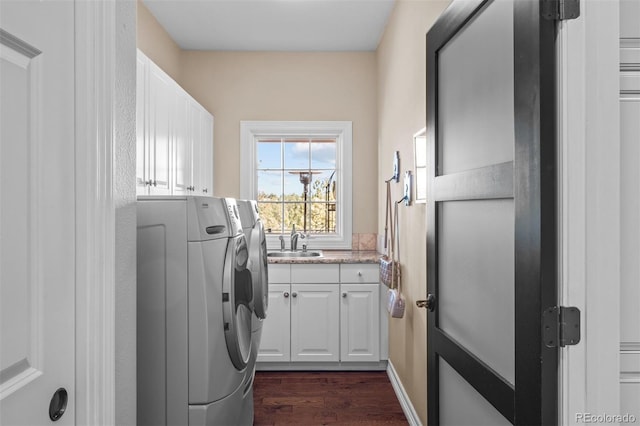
top-left (142, 0), bottom-right (396, 52)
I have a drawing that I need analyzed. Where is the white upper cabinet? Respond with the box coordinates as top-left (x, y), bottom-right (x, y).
top-left (136, 50), bottom-right (213, 196)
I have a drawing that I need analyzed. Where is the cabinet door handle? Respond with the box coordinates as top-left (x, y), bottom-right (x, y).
top-left (342, 292), bottom-right (347, 298)
top-left (291, 292), bottom-right (297, 298)
top-left (283, 292), bottom-right (289, 298)
top-left (357, 272), bottom-right (362, 277)
top-left (202, 188), bottom-right (208, 193)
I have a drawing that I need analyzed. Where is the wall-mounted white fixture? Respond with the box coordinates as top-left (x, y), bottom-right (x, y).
top-left (413, 127), bottom-right (427, 203)
top-left (392, 151), bottom-right (400, 182)
top-left (403, 171), bottom-right (412, 206)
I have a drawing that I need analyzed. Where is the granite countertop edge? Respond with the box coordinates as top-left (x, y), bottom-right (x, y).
top-left (267, 250), bottom-right (382, 264)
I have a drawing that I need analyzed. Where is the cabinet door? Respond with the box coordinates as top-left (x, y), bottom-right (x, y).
top-left (135, 53), bottom-right (149, 195)
top-left (291, 283), bottom-right (339, 362)
top-left (257, 283), bottom-right (291, 362)
top-left (172, 92), bottom-right (191, 195)
top-left (147, 62), bottom-right (173, 195)
top-left (199, 111), bottom-right (213, 195)
top-left (340, 283), bottom-right (380, 362)
top-left (187, 102), bottom-right (202, 193)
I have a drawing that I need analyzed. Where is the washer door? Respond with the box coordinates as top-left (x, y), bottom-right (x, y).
top-left (249, 220), bottom-right (269, 319)
top-left (222, 235), bottom-right (253, 370)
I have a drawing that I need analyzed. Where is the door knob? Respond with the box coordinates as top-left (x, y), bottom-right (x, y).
top-left (416, 294), bottom-right (436, 312)
top-left (292, 292), bottom-right (297, 298)
top-left (49, 388), bottom-right (68, 421)
top-left (283, 292), bottom-right (289, 298)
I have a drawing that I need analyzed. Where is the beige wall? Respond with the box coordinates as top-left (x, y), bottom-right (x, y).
top-left (137, 0), bottom-right (182, 83)
top-left (180, 51), bottom-right (378, 233)
top-left (377, 0), bottom-right (449, 423)
top-left (137, 5), bottom-right (378, 234)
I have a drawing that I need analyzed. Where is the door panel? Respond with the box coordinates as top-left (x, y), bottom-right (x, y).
top-left (200, 112), bottom-right (214, 195)
top-left (173, 93), bottom-right (190, 195)
top-left (437, 0), bottom-right (514, 175)
top-left (340, 283), bottom-right (380, 362)
top-left (290, 284), bottom-right (339, 362)
top-left (426, 0), bottom-right (558, 424)
top-left (438, 199), bottom-right (514, 384)
top-left (148, 62), bottom-right (173, 195)
top-left (439, 359), bottom-right (511, 426)
top-left (189, 102), bottom-right (201, 193)
top-left (257, 284), bottom-right (291, 362)
top-left (136, 53), bottom-right (149, 193)
top-left (0, 1), bottom-right (75, 424)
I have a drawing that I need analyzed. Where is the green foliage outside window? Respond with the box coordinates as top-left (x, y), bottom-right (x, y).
top-left (259, 179), bottom-right (336, 235)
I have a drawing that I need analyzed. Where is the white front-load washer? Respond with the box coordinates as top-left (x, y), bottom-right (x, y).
top-left (137, 196), bottom-right (253, 426)
top-left (237, 199), bottom-right (269, 424)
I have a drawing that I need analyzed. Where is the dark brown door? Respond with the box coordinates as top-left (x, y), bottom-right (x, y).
top-left (425, 0), bottom-right (558, 424)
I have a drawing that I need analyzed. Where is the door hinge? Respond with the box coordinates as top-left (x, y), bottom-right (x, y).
top-left (542, 0), bottom-right (580, 21)
top-left (543, 306), bottom-right (581, 348)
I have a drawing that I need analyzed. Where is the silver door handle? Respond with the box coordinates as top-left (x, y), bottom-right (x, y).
top-left (416, 294), bottom-right (436, 312)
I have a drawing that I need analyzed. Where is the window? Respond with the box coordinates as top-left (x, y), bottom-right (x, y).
top-left (240, 121), bottom-right (352, 250)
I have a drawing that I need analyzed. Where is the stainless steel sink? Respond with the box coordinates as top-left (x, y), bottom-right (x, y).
top-left (267, 250), bottom-right (323, 258)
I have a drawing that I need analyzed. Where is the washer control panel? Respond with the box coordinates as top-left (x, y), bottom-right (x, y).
top-left (222, 198), bottom-right (243, 237)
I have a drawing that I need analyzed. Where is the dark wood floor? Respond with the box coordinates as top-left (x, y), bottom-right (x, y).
top-left (253, 371), bottom-right (409, 425)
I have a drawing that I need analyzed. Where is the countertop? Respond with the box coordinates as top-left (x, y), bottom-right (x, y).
top-left (267, 250), bottom-right (381, 264)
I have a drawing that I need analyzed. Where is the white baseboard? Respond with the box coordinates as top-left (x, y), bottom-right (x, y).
top-left (386, 360), bottom-right (422, 426)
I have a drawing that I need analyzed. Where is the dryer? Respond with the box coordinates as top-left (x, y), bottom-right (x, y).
top-left (237, 199), bottom-right (269, 424)
top-left (137, 196), bottom-right (253, 426)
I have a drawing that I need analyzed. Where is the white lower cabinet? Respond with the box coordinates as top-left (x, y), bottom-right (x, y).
top-left (258, 262), bottom-right (381, 368)
top-left (257, 283), bottom-right (290, 362)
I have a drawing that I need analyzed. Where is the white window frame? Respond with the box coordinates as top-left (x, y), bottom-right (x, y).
top-left (240, 121), bottom-right (352, 250)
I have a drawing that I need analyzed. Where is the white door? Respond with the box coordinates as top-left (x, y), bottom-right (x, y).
top-left (0, 1), bottom-right (76, 425)
top-left (619, 0), bottom-right (640, 417)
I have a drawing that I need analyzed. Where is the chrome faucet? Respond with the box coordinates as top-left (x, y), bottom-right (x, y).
top-left (290, 224), bottom-right (305, 251)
